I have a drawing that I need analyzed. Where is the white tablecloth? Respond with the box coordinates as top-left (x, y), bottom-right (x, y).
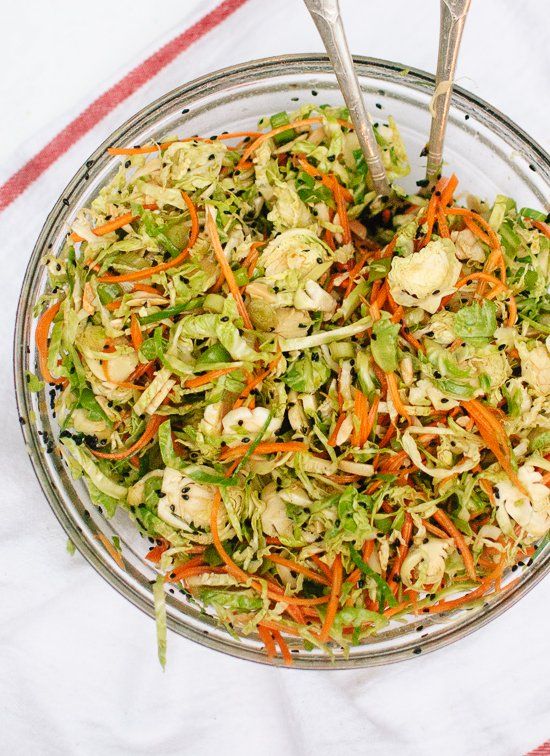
top-left (1, 2), bottom-right (548, 754)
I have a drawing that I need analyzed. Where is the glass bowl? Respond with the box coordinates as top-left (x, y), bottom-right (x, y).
top-left (14, 55), bottom-right (550, 669)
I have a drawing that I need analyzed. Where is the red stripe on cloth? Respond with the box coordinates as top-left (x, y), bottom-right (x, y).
top-left (0, 0), bottom-right (249, 213)
top-left (527, 743), bottom-right (550, 755)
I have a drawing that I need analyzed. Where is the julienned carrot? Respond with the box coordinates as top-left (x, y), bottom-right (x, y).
top-left (210, 490), bottom-right (329, 607)
top-left (385, 371), bottom-right (411, 424)
top-left (185, 366), bottom-right (240, 389)
top-left (271, 628), bottom-right (293, 665)
top-left (97, 533), bottom-right (125, 570)
top-left (318, 554), bottom-right (343, 643)
top-left (437, 209), bottom-right (450, 238)
top-left (329, 175), bottom-right (351, 244)
top-left (35, 301), bottom-right (67, 386)
top-left (310, 555), bottom-right (333, 582)
top-left (421, 191), bottom-right (438, 246)
top-left (328, 412), bottom-right (346, 447)
top-left (107, 132), bottom-right (265, 156)
top-left (530, 219), bottom-right (550, 239)
top-left (98, 192), bottom-right (198, 283)
top-left (166, 565), bottom-right (226, 583)
top-left (507, 294), bottom-right (518, 326)
top-left (146, 541), bottom-right (169, 564)
top-left (219, 441), bottom-right (307, 462)
top-left (257, 624), bottom-right (277, 658)
top-left (462, 399), bottom-right (528, 495)
top-left (130, 314), bottom-right (143, 351)
top-left (238, 118), bottom-right (352, 169)
top-left (454, 271), bottom-right (505, 290)
top-left (444, 206), bottom-right (500, 249)
top-left (296, 156), bottom-right (354, 203)
top-left (351, 390), bottom-right (369, 447)
top-left (438, 173), bottom-right (458, 208)
top-left (258, 619), bottom-right (303, 638)
top-left (347, 540), bottom-right (375, 586)
top-left (90, 414), bottom-right (163, 460)
top-left (70, 203), bottom-right (159, 243)
top-left (433, 509), bottom-right (477, 582)
top-left (266, 554), bottom-right (331, 586)
top-left (205, 206), bottom-right (253, 330)
top-left (387, 513), bottom-right (413, 590)
top-left (232, 354), bottom-right (280, 410)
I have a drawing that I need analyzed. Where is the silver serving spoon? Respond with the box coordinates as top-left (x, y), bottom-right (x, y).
top-left (426, 0), bottom-right (472, 185)
top-left (303, 0), bottom-right (390, 196)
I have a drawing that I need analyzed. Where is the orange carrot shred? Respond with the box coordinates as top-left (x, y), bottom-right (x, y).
top-left (205, 206), bottom-right (253, 330)
top-left (98, 192), bottom-right (198, 283)
top-left (90, 414), bottom-right (163, 460)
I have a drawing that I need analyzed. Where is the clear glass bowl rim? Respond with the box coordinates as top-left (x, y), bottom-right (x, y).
top-left (14, 54), bottom-right (550, 669)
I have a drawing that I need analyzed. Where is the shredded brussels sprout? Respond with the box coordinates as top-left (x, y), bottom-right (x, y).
top-left (33, 104), bottom-right (550, 664)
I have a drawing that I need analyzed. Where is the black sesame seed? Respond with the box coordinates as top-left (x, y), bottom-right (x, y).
top-left (416, 178), bottom-right (430, 188)
top-left (528, 163), bottom-right (536, 172)
top-left (498, 344), bottom-right (506, 351)
top-left (86, 159), bottom-right (94, 168)
top-left (62, 198), bottom-right (70, 206)
top-left (327, 155), bottom-right (336, 162)
top-left (413, 647), bottom-right (422, 655)
top-left (316, 257), bottom-right (323, 263)
top-left (311, 352), bottom-right (319, 362)
top-left (435, 191), bottom-right (441, 198)
top-left (423, 537), bottom-right (429, 544)
top-left (170, 505), bottom-right (175, 512)
top-left (19, 416), bottom-right (26, 425)
top-left (512, 564), bottom-right (518, 571)
top-left (242, 437), bottom-right (251, 443)
top-left (221, 316), bottom-right (229, 322)
top-left (237, 419), bottom-right (244, 426)
top-left (357, 579), bottom-right (365, 588)
top-left (311, 89), bottom-right (318, 96)
top-left (434, 371), bottom-right (441, 379)
top-left (181, 108), bottom-right (189, 114)
top-left (371, 334), bottom-right (377, 341)
top-left (420, 145), bottom-right (429, 158)
top-left (464, 114), bottom-right (470, 120)
top-left (416, 625), bottom-right (424, 632)
top-left (375, 103), bottom-right (382, 110)
top-left (291, 97), bottom-right (299, 102)
top-left (441, 398), bottom-right (449, 404)
top-left (433, 289), bottom-right (440, 295)
top-left (125, 160), bottom-right (131, 168)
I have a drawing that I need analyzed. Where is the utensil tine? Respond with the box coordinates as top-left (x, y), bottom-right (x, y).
top-left (303, 0), bottom-right (390, 196)
top-left (426, 0), bottom-right (472, 186)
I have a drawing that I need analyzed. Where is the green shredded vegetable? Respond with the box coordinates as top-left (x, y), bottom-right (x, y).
top-left (32, 103), bottom-right (550, 664)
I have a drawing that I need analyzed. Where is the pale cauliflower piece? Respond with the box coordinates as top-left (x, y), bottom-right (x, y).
top-left (451, 228), bottom-right (486, 263)
top-left (518, 342), bottom-right (550, 396)
top-left (400, 538), bottom-right (455, 588)
top-left (221, 406), bottom-right (282, 447)
top-left (70, 408), bottom-right (111, 440)
top-left (260, 482), bottom-right (292, 537)
top-left (417, 310), bottom-right (456, 345)
top-left (293, 280), bottom-right (337, 314)
top-left (199, 402), bottom-right (224, 437)
top-left (274, 307), bottom-right (312, 339)
top-left (496, 464), bottom-right (550, 540)
top-left (157, 467), bottom-right (216, 530)
top-left (258, 229), bottom-right (329, 278)
top-left (388, 238), bottom-right (461, 313)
